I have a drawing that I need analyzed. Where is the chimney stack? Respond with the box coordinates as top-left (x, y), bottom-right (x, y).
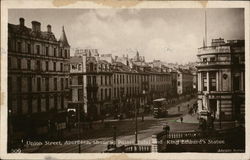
top-left (19, 17), bottom-right (25, 27)
top-left (47, 24), bottom-right (51, 33)
top-left (31, 21), bottom-right (41, 32)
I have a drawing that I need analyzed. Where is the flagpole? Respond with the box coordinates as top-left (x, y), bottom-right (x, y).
top-left (205, 9), bottom-right (207, 47)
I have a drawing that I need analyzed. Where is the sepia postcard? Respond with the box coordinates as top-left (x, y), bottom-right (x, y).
top-left (0, 0), bottom-right (249, 160)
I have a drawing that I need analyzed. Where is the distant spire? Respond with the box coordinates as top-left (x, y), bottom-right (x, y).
top-left (59, 26), bottom-right (70, 47)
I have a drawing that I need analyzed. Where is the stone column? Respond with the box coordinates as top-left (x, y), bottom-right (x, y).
top-left (198, 72), bottom-right (201, 92)
top-left (216, 71), bottom-right (219, 91)
top-left (207, 72), bottom-right (209, 92)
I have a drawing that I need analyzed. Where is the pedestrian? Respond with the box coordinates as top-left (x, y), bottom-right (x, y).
top-left (180, 116), bottom-right (183, 123)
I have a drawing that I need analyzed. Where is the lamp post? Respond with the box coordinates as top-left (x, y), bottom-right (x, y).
top-left (77, 104), bottom-right (81, 153)
top-left (112, 125), bottom-right (117, 148)
top-left (142, 90), bottom-right (146, 122)
top-left (135, 98), bottom-right (138, 144)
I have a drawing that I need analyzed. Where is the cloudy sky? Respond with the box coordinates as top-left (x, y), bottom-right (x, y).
top-left (9, 8), bottom-right (244, 64)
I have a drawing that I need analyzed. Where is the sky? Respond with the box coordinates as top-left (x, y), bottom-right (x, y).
top-left (8, 8), bottom-right (244, 64)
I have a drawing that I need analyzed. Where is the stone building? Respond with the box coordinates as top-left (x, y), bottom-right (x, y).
top-left (69, 50), bottom-right (177, 118)
top-left (8, 18), bottom-right (70, 137)
top-left (176, 68), bottom-right (194, 95)
top-left (196, 38), bottom-right (245, 120)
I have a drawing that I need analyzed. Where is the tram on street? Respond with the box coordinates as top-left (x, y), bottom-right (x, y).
top-left (153, 98), bottom-right (168, 118)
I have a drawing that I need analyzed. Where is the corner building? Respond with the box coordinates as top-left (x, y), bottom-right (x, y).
top-left (8, 18), bottom-right (70, 136)
top-left (196, 38), bottom-right (245, 121)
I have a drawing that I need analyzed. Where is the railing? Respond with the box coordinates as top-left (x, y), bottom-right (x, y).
top-left (152, 126), bottom-right (245, 152)
top-left (104, 144), bottom-right (151, 153)
top-left (198, 46), bottom-right (231, 55)
top-left (196, 61), bottom-right (231, 66)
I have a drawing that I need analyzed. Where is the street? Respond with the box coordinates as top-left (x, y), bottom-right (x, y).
top-left (23, 97), bottom-right (199, 153)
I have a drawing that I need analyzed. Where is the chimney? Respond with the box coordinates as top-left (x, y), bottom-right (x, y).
top-left (31, 21), bottom-right (41, 32)
top-left (47, 24), bottom-right (51, 33)
top-left (19, 17), bottom-right (25, 27)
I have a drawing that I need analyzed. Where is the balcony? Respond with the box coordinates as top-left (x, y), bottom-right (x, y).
top-left (196, 60), bottom-right (231, 67)
top-left (198, 46), bottom-right (231, 55)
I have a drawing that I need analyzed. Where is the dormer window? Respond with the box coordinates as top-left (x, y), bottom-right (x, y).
top-left (210, 57), bottom-right (215, 62)
top-left (78, 64), bottom-right (82, 71)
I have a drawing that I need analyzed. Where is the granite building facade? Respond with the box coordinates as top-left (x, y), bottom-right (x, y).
top-left (8, 18), bottom-right (70, 137)
top-left (196, 38), bottom-right (245, 121)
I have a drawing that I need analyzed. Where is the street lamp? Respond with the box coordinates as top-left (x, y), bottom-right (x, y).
top-left (77, 104), bottom-right (81, 153)
top-left (134, 98), bottom-right (138, 144)
top-left (142, 90), bottom-right (146, 122)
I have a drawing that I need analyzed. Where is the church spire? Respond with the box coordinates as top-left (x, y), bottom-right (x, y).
top-left (59, 26), bottom-right (70, 47)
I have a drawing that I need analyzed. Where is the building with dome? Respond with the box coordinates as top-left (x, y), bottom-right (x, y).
top-left (196, 38), bottom-right (245, 121)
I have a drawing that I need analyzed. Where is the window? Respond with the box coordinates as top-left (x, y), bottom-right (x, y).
top-left (61, 78), bottom-right (64, 90)
top-left (46, 95), bottom-right (49, 111)
top-left (53, 62), bottom-right (56, 71)
top-left (17, 42), bottom-right (22, 52)
top-left (36, 45), bottom-right (40, 55)
top-left (202, 72), bottom-right (207, 91)
top-left (114, 88), bottom-right (116, 98)
top-left (54, 48), bottom-right (57, 57)
top-left (37, 97), bottom-right (41, 112)
top-left (178, 81), bottom-right (180, 86)
top-left (104, 88), bottom-right (107, 100)
top-left (114, 75), bottom-right (116, 84)
top-left (203, 58), bottom-right (207, 62)
top-left (233, 75), bottom-right (240, 91)
top-left (78, 76), bottom-right (83, 85)
top-left (109, 88), bottom-right (111, 99)
top-left (101, 76), bottom-right (103, 85)
top-left (210, 57), bottom-right (215, 62)
top-left (105, 76), bottom-right (107, 85)
top-left (59, 49), bottom-right (62, 57)
top-left (64, 50), bottom-right (67, 58)
top-left (45, 77), bottom-right (49, 91)
top-left (101, 89), bottom-right (103, 100)
top-left (37, 60), bottom-right (40, 71)
top-left (78, 89), bottom-right (83, 101)
top-left (17, 59), bottom-right (21, 69)
top-left (65, 78), bottom-right (68, 89)
top-left (61, 95), bottom-right (64, 109)
top-left (27, 59), bottom-right (31, 70)
top-left (54, 95), bottom-right (57, 110)
top-left (78, 64), bottom-right (82, 71)
top-left (60, 63), bottom-right (63, 71)
top-left (45, 46), bottom-right (49, 56)
top-left (46, 61), bottom-right (49, 71)
top-left (93, 76), bottom-right (96, 85)
top-left (28, 77), bottom-right (32, 92)
top-left (90, 63), bottom-right (93, 71)
top-left (37, 77), bottom-right (41, 91)
top-left (27, 43), bottom-right (31, 54)
top-left (209, 72), bottom-right (216, 91)
top-left (54, 78), bottom-right (57, 90)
